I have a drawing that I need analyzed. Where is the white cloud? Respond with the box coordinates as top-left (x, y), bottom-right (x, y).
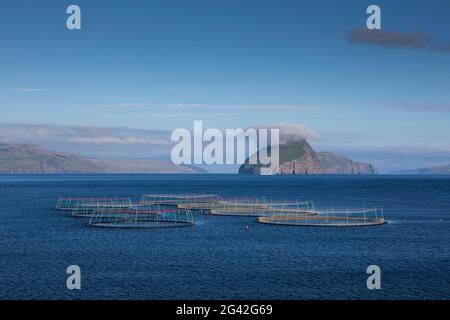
top-left (0, 123), bottom-right (173, 158)
top-left (253, 123), bottom-right (321, 142)
top-left (67, 136), bottom-right (170, 145)
top-left (33, 129), bottom-right (48, 139)
top-left (7, 88), bottom-right (43, 93)
top-left (102, 103), bottom-right (315, 112)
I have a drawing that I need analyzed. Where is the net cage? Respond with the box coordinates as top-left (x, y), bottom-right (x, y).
top-left (210, 198), bottom-right (316, 217)
top-left (258, 208), bottom-right (386, 227)
top-left (266, 200), bottom-right (316, 216)
top-left (71, 201), bottom-right (148, 218)
top-left (87, 205), bottom-right (195, 228)
top-left (140, 193), bottom-right (219, 210)
top-left (71, 205), bottom-right (140, 218)
top-left (56, 197), bottom-right (132, 211)
top-left (209, 197), bottom-right (268, 216)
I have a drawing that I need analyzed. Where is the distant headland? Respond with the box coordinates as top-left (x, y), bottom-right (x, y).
top-left (0, 143), bottom-right (204, 174)
top-left (389, 165), bottom-right (450, 175)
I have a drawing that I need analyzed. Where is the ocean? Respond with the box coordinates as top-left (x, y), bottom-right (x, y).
top-left (0, 174), bottom-right (449, 299)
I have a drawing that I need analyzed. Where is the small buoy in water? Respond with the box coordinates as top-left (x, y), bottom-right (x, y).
top-left (245, 225), bottom-right (250, 230)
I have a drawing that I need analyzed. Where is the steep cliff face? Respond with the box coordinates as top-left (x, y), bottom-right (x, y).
top-left (316, 152), bottom-right (377, 174)
top-left (239, 140), bottom-right (377, 175)
top-left (278, 140), bottom-right (321, 174)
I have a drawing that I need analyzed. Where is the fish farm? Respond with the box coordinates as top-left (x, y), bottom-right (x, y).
top-left (56, 197), bottom-right (132, 211)
top-left (140, 194), bottom-right (219, 207)
top-left (87, 207), bottom-right (195, 228)
top-left (258, 208), bottom-right (386, 227)
top-left (55, 194), bottom-right (386, 228)
top-left (210, 199), bottom-right (316, 217)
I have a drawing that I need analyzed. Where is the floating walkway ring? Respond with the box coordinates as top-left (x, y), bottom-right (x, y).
top-left (258, 208), bottom-right (386, 227)
top-left (87, 207), bottom-right (196, 229)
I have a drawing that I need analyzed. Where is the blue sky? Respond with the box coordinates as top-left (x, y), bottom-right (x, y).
top-left (0, 0), bottom-right (449, 172)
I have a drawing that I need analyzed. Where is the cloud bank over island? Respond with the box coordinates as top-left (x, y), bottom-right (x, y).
top-left (0, 123), bottom-right (173, 160)
top-left (253, 123), bottom-right (321, 144)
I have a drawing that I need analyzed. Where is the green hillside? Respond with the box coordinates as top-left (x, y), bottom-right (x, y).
top-left (0, 144), bottom-right (204, 174)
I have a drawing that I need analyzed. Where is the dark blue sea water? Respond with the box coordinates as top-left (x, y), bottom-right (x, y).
top-left (0, 174), bottom-right (449, 300)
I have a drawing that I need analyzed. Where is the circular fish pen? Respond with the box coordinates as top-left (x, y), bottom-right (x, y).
top-left (71, 205), bottom-right (139, 218)
top-left (267, 201), bottom-right (316, 216)
top-left (209, 197), bottom-right (267, 216)
top-left (56, 197), bottom-right (132, 211)
top-left (210, 198), bottom-right (316, 217)
top-left (176, 197), bottom-right (221, 211)
top-left (140, 194), bottom-right (219, 209)
top-left (88, 206), bottom-right (195, 229)
top-left (72, 207), bottom-right (102, 218)
top-left (258, 208), bottom-right (386, 227)
top-left (71, 201), bottom-right (147, 218)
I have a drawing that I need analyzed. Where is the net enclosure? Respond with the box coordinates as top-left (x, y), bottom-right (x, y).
top-left (140, 193), bottom-right (219, 210)
top-left (210, 198), bottom-right (316, 217)
top-left (56, 197), bottom-right (132, 211)
top-left (258, 208), bottom-right (385, 227)
top-left (87, 206), bottom-right (195, 228)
